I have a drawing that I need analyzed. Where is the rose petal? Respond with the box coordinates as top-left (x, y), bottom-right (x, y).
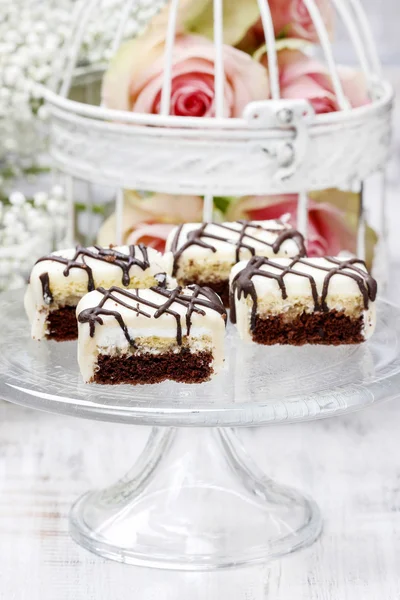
top-left (226, 194), bottom-right (355, 256)
top-left (269, 0), bottom-right (334, 42)
top-left (281, 78), bottom-right (339, 113)
top-left (97, 192), bottom-right (204, 246)
top-left (127, 223), bottom-right (175, 253)
top-left (277, 50), bottom-right (333, 92)
top-left (337, 66), bottom-right (370, 108)
top-left (124, 191), bottom-right (204, 222)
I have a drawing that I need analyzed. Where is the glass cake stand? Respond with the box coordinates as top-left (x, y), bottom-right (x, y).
top-left (1, 290), bottom-right (400, 570)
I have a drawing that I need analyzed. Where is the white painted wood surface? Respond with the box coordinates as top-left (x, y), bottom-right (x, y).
top-left (1, 70), bottom-right (400, 600)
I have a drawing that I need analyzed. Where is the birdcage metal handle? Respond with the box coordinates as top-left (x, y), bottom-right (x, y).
top-left (243, 99), bottom-right (315, 181)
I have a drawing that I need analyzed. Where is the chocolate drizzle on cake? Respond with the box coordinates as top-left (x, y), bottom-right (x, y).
top-left (154, 272), bottom-right (168, 288)
top-left (39, 272), bottom-right (53, 305)
top-left (78, 285), bottom-right (227, 347)
top-left (230, 256), bottom-right (377, 330)
top-left (35, 244), bottom-right (151, 303)
top-left (170, 221), bottom-right (306, 275)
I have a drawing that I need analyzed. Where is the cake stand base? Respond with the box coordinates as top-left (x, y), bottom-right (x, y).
top-left (69, 427), bottom-right (322, 570)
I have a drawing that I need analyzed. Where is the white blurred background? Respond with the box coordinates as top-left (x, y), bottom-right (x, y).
top-left (336, 0), bottom-right (399, 64)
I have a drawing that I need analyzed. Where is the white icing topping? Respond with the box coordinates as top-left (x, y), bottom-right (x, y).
top-left (166, 220), bottom-right (304, 266)
top-left (231, 257), bottom-right (372, 299)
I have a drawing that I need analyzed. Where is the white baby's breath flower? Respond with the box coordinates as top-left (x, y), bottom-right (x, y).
top-left (9, 191), bottom-right (26, 206)
top-left (50, 185), bottom-right (65, 198)
top-left (0, 0), bottom-right (157, 186)
top-left (0, 0), bottom-right (164, 291)
top-left (47, 198), bottom-right (62, 214)
top-left (33, 191), bottom-right (48, 207)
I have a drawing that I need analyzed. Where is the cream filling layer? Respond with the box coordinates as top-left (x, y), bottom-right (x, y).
top-left (175, 249), bottom-right (303, 284)
top-left (47, 274), bottom-right (161, 306)
top-left (176, 258), bottom-right (236, 284)
top-left (256, 294), bottom-right (365, 319)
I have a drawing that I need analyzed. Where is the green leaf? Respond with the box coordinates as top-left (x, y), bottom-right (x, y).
top-left (152, 0), bottom-right (260, 46)
top-left (75, 202), bottom-right (107, 215)
top-left (274, 38), bottom-right (311, 51)
top-left (23, 166), bottom-right (51, 176)
top-left (0, 166), bottom-right (17, 180)
top-left (253, 38), bottom-right (310, 62)
top-left (213, 196), bottom-right (236, 214)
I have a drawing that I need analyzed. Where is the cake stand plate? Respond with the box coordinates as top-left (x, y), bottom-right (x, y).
top-left (1, 291), bottom-right (400, 570)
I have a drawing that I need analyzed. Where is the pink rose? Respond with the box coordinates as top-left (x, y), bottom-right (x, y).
top-left (127, 223), bottom-right (175, 253)
top-left (103, 33), bottom-right (269, 117)
top-left (226, 194), bottom-right (355, 257)
top-left (236, 0), bottom-right (333, 52)
top-left (261, 50), bottom-right (369, 113)
top-left (269, 0), bottom-right (333, 42)
top-left (97, 191), bottom-right (203, 248)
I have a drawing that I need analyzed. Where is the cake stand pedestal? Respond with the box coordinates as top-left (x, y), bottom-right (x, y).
top-left (70, 426), bottom-right (321, 569)
top-left (1, 291), bottom-right (400, 570)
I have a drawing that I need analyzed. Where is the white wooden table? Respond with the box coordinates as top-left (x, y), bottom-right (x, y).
top-left (1, 72), bottom-right (400, 600)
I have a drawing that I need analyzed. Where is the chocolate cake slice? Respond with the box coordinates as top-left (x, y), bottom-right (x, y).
top-left (25, 244), bottom-right (173, 341)
top-left (76, 285), bottom-right (227, 385)
top-left (165, 220), bottom-right (306, 306)
top-left (230, 256), bottom-right (377, 345)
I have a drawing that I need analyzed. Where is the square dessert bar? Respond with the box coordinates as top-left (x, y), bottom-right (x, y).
top-left (165, 220), bottom-right (306, 305)
top-left (76, 285), bottom-right (227, 384)
top-left (230, 256), bottom-right (377, 345)
top-left (25, 244), bottom-right (173, 341)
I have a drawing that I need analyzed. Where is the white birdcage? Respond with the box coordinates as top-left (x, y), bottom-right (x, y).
top-left (38, 0), bottom-right (393, 275)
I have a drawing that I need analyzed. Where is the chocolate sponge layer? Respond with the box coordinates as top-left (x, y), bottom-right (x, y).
top-left (252, 311), bottom-right (364, 346)
top-left (47, 306), bottom-right (78, 341)
top-left (93, 348), bottom-right (214, 385)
